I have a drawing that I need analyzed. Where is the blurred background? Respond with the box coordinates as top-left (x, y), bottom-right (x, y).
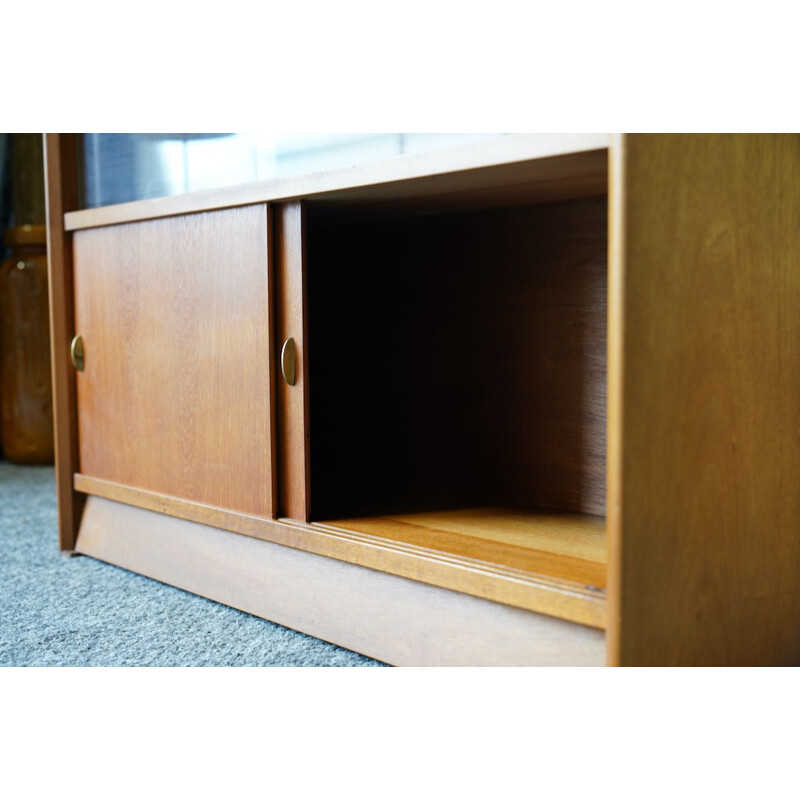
top-left (0, 133), bottom-right (52, 466)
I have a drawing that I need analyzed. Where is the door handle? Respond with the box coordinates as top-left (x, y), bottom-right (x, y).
top-left (70, 335), bottom-right (84, 371)
top-left (281, 337), bottom-right (296, 386)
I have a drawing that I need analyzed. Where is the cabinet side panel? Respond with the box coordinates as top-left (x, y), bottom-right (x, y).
top-left (73, 206), bottom-right (274, 518)
top-left (613, 134), bottom-right (800, 665)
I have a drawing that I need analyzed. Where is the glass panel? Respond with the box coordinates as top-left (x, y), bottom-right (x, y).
top-left (79, 133), bottom-right (504, 209)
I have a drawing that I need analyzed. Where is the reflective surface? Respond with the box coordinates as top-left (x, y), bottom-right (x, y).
top-left (80, 133), bottom-right (503, 209)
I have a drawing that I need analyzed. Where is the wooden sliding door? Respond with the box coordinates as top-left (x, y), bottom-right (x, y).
top-left (72, 205), bottom-right (275, 518)
top-left (274, 202), bottom-right (310, 522)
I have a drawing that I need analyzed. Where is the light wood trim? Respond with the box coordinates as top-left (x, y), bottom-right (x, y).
top-left (63, 134), bottom-right (611, 231)
top-left (75, 496), bottom-right (606, 666)
top-left (274, 202), bottom-right (311, 521)
top-left (319, 508), bottom-right (606, 588)
top-left (339, 507), bottom-right (607, 560)
top-left (73, 473), bottom-right (606, 628)
top-left (610, 134), bottom-right (800, 666)
top-left (606, 134), bottom-right (625, 665)
top-left (44, 133), bottom-right (84, 551)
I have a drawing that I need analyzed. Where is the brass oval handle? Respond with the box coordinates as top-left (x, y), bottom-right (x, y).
top-left (70, 335), bottom-right (84, 372)
top-left (281, 337), bottom-right (296, 386)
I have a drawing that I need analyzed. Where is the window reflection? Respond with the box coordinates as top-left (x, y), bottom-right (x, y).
top-left (80, 133), bottom-right (503, 208)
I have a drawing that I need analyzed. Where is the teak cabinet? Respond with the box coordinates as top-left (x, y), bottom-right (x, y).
top-left (44, 134), bottom-right (800, 666)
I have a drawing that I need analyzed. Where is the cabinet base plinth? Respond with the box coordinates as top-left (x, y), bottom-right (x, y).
top-left (75, 496), bottom-right (606, 667)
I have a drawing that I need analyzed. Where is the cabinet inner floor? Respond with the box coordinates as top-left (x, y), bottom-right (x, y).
top-left (316, 507), bottom-right (606, 589)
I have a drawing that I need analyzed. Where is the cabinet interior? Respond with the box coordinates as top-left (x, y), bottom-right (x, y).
top-left (305, 186), bottom-right (608, 589)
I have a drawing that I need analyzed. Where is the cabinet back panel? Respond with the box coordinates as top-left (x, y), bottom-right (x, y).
top-left (72, 206), bottom-right (274, 518)
top-left (307, 196), bottom-right (607, 519)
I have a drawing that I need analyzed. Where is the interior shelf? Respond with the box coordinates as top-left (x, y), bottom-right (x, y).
top-left (306, 179), bottom-right (609, 608)
top-left (317, 507), bottom-right (606, 589)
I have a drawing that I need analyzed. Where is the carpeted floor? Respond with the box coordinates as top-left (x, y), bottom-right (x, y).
top-left (0, 460), bottom-right (384, 667)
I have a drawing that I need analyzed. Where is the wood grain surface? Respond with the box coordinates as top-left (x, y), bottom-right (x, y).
top-left (72, 206), bottom-right (274, 517)
top-left (320, 507), bottom-right (606, 587)
top-left (75, 495), bottom-right (606, 666)
top-left (43, 134), bottom-right (84, 550)
top-left (74, 472), bottom-right (605, 627)
top-left (274, 202), bottom-right (311, 521)
top-left (608, 133), bottom-right (800, 666)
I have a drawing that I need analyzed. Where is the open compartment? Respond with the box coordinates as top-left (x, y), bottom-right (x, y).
top-left (305, 169), bottom-right (608, 595)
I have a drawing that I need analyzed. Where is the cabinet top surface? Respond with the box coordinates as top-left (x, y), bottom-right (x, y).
top-left (63, 133), bottom-right (612, 231)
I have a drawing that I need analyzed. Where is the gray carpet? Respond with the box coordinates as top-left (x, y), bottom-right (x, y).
top-left (0, 460), bottom-right (384, 666)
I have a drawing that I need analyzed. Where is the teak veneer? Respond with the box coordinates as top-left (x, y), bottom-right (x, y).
top-left (45, 133), bottom-right (800, 666)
